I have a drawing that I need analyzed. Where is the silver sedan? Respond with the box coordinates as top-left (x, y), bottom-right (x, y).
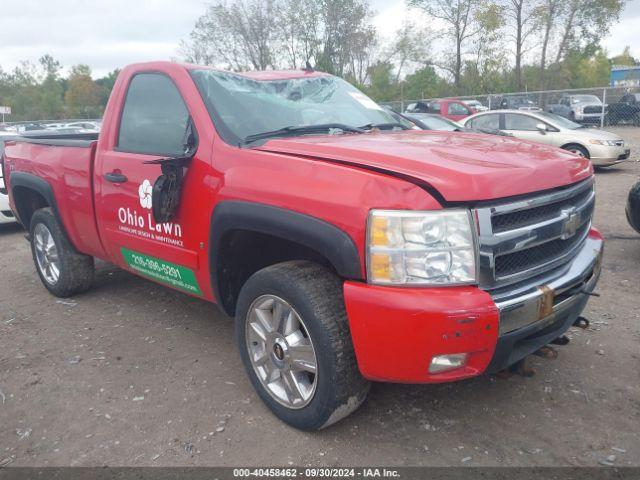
top-left (462, 109), bottom-right (630, 167)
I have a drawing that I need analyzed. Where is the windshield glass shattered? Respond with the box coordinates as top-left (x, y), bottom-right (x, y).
top-left (190, 69), bottom-right (407, 144)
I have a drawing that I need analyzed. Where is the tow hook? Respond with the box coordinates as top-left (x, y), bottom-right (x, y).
top-left (551, 335), bottom-right (570, 346)
top-left (579, 289), bottom-right (600, 297)
top-left (573, 316), bottom-right (590, 329)
top-left (496, 357), bottom-right (536, 379)
top-left (534, 345), bottom-right (559, 359)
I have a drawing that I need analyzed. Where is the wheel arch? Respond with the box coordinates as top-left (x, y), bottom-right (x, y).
top-left (209, 201), bottom-right (363, 316)
top-left (560, 142), bottom-right (590, 158)
top-left (9, 172), bottom-right (60, 231)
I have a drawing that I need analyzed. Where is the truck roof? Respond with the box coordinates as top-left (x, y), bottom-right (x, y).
top-left (123, 61), bottom-right (330, 81)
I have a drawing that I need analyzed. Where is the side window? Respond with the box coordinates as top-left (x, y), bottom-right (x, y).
top-left (448, 103), bottom-right (470, 115)
top-left (469, 114), bottom-right (499, 130)
top-left (429, 102), bottom-right (441, 113)
top-left (504, 113), bottom-right (539, 131)
top-left (561, 97), bottom-right (569, 106)
top-left (118, 73), bottom-right (189, 156)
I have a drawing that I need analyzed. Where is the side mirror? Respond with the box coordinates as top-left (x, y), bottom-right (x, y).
top-left (536, 123), bottom-right (548, 133)
top-left (144, 119), bottom-right (198, 224)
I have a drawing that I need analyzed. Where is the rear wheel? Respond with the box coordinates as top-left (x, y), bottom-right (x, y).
top-left (30, 208), bottom-right (94, 297)
top-left (235, 260), bottom-right (370, 430)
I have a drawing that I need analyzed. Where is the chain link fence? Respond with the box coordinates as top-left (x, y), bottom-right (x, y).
top-left (383, 86), bottom-right (640, 128)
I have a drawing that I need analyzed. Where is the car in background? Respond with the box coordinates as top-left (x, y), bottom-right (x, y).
top-left (15, 123), bottom-right (49, 133)
top-left (0, 139), bottom-right (17, 224)
top-left (65, 121), bottom-right (101, 132)
top-left (463, 99), bottom-right (489, 112)
top-left (627, 180), bottom-right (640, 234)
top-left (462, 109), bottom-right (629, 167)
top-left (404, 112), bottom-right (509, 136)
top-left (0, 125), bottom-right (17, 137)
top-left (497, 95), bottom-right (540, 111)
top-left (606, 93), bottom-right (640, 126)
top-left (405, 99), bottom-right (472, 122)
top-left (547, 94), bottom-right (604, 123)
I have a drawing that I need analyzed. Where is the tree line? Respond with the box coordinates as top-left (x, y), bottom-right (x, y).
top-left (1, 0), bottom-right (637, 122)
top-left (181, 0), bottom-right (636, 101)
top-left (0, 55), bottom-right (119, 122)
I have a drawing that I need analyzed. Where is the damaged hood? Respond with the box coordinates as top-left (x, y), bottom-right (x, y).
top-left (256, 131), bottom-right (592, 202)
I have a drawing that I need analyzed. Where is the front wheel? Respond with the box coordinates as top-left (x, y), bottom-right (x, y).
top-left (235, 261), bottom-right (370, 430)
top-left (30, 208), bottom-right (94, 297)
top-left (562, 144), bottom-right (590, 159)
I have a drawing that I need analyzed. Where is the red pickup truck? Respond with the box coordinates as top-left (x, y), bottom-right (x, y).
top-left (405, 99), bottom-right (473, 121)
top-left (2, 62), bottom-right (603, 430)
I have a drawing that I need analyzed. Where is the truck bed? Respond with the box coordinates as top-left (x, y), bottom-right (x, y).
top-left (18, 131), bottom-right (99, 147)
top-left (4, 133), bottom-right (105, 259)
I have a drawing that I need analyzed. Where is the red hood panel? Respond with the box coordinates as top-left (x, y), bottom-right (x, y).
top-left (256, 131), bottom-right (592, 202)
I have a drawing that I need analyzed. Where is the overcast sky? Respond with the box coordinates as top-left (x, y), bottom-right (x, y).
top-left (0, 0), bottom-right (638, 78)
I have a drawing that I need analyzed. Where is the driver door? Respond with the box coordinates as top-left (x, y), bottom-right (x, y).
top-left (95, 72), bottom-right (207, 297)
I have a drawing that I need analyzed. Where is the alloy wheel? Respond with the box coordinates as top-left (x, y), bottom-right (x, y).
top-left (34, 223), bottom-right (60, 285)
top-left (245, 295), bottom-right (318, 409)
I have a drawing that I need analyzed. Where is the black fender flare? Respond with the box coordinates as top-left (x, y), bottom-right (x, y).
top-left (209, 201), bottom-right (363, 312)
top-left (9, 172), bottom-right (61, 229)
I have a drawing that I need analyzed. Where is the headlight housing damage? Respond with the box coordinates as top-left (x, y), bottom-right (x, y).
top-left (367, 209), bottom-right (478, 286)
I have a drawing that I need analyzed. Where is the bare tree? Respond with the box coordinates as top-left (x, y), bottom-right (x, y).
top-left (182, 0), bottom-right (377, 77)
top-left (276, 0), bottom-right (322, 69)
top-left (385, 20), bottom-right (432, 83)
top-left (537, 0), bottom-right (562, 89)
top-left (554, 0), bottom-right (625, 64)
top-left (316, 0), bottom-right (376, 77)
top-left (182, 0), bottom-right (280, 70)
top-left (499, 0), bottom-right (542, 90)
top-left (408, 0), bottom-right (479, 90)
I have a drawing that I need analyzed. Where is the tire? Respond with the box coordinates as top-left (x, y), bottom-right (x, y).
top-left (562, 144), bottom-right (590, 159)
top-left (30, 207), bottom-right (94, 297)
top-left (235, 260), bottom-right (370, 430)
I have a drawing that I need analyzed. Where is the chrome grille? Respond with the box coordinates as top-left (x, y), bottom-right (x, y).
top-left (476, 178), bottom-right (595, 290)
top-left (583, 106), bottom-right (603, 114)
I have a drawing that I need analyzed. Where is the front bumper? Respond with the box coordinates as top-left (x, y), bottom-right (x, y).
top-left (574, 112), bottom-right (603, 122)
top-left (344, 228), bottom-right (604, 383)
top-left (589, 144), bottom-right (630, 166)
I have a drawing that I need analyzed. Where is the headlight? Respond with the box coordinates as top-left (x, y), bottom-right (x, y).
top-left (367, 209), bottom-right (477, 285)
top-left (589, 139), bottom-right (620, 146)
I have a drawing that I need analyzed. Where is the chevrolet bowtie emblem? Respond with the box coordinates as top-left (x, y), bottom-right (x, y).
top-left (561, 208), bottom-right (581, 239)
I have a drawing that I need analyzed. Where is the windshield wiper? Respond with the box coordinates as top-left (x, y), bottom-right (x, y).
top-left (358, 122), bottom-right (410, 131)
top-left (242, 123), bottom-right (364, 145)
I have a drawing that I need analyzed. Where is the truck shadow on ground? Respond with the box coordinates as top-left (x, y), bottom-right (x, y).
top-left (0, 223), bottom-right (23, 235)
top-left (88, 261), bottom-right (557, 435)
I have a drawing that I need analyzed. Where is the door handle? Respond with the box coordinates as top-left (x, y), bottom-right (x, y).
top-left (104, 172), bottom-right (128, 183)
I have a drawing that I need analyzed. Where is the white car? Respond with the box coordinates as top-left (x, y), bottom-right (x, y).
top-left (0, 140), bottom-right (17, 224)
top-left (463, 99), bottom-right (489, 112)
top-left (0, 175), bottom-right (16, 224)
top-left (462, 109), bottom-right (630, 167)
top-left (64, 121), bottom-right (101, 132)
top-left (0, 192), bottom-right (15, 224)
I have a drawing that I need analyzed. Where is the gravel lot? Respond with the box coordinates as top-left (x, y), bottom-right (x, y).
top-left (1, 128), bottom-right (639, 468)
